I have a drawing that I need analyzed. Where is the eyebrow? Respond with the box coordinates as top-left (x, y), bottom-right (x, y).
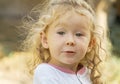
top-left (55, 21), bottom-right (68, 27)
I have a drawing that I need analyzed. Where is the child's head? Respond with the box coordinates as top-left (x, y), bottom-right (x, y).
top-left (22, 0), bottom-right (108, 83)
top-left (41, 10), bottom-right (92, 66)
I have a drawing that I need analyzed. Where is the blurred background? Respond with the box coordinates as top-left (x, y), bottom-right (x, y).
top-left (0, 0), bottom-right (120, 84)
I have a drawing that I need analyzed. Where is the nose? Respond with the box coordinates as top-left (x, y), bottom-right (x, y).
top-left (66, 34), bottom-right (75, 46)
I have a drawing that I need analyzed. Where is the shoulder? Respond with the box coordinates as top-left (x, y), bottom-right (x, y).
top-left (33, 63), bottom-right (60, 84)
top-left (35, 63), bottom-right (52, 71)
top-left (77, 67), bottom-right (92, 84)
top-left (77, 67), bottom-right (90, 76)
top-left (34, 63), bottom-right (55, 77)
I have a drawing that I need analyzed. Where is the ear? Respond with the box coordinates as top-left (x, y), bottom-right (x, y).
top-left (87, 38), bottom-right (96, 53)
top-left (40, 31), bottom-right (49, 49)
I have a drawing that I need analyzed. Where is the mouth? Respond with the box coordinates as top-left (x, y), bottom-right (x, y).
top-left (62, 50), bottom-right (76, 57)
top-left (62, 51), bottom-right (76, 53)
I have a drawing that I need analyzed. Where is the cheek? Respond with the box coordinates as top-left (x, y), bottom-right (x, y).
top-left (47, 37), bottom-right (62, 52)
top-left (77, 37), bottom-right (90, 45)
top-left (77, 39), bottom-right (90, 51)
top-left (78, 45), bottom-right (88, 54)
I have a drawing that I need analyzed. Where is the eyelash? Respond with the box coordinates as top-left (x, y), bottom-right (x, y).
top-left (75, 33), bottom-right (83, 37)
top-left (57, 31), bottom-right (65, 35)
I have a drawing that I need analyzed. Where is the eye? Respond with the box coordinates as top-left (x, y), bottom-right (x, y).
top-left (57, 31), bottom-right (65, 35)
top-left (75, 32), bottom-right (83, 37)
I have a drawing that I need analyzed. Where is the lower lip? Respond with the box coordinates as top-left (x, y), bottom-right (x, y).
top-left (62, 51), bottom-right (76, 55)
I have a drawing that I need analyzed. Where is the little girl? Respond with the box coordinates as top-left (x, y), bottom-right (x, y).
top-left (22, 0), bottom-right (110, 84)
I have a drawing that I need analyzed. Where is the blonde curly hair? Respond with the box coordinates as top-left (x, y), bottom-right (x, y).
top-left (21, 0), bottom-right (110, 84)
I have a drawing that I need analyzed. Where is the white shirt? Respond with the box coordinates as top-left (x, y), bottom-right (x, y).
top-left (33, 63), bottom-right (91, 84)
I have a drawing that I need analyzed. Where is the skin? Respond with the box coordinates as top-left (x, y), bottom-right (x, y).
top-left (41, 11), bottom-right (93, 72)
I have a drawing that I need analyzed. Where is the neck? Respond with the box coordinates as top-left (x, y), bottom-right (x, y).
top-left (48, 61), bottom-right (79, 72)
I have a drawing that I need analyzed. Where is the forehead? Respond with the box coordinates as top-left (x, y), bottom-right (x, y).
top-left (50, 11), bottom-right (91, 30)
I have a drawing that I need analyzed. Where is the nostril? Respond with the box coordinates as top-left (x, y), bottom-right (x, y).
top-left (70, 42), bottom-right (74, 45)
top-left (66, 42), bottom-right (74, 46)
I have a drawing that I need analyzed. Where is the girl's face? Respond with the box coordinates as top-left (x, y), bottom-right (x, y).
top-left (41, 11), bottom-right (92, 70)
